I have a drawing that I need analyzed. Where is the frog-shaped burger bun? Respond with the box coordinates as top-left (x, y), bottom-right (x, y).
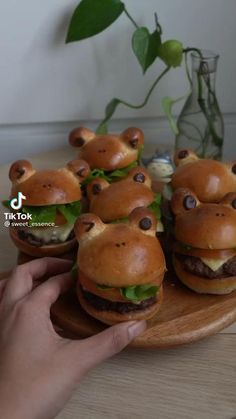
top-left (171, 149), bottom-right (236, 203)
top-left (74, 208), bottom-right (166, 325)
top-left (86, 167), bottom-right (155, 222)
top-left (8, 159), bottom-right (90, 257)
top-left (69, 126), bottom-right (144, 171)
top-left (171, 188), bottom-right (236, 294)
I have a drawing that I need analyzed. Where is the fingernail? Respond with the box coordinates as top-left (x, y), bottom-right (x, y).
top-left (128, 320), bottom-right (147, 340)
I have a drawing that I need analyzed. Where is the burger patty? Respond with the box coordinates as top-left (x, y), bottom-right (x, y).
top-left (175, 253), bottom-right (236, 279)
top-left (17, 229), bottom-right (75, 247)
top-left (81, 287), bottom-right (157, 314)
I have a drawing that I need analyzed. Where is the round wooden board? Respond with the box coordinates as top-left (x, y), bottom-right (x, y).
top-left (50, 264), bottom-right (236, 349)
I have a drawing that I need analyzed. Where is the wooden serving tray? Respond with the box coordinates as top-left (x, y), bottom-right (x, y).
top-left (15, 252), bottom-right (236, 349)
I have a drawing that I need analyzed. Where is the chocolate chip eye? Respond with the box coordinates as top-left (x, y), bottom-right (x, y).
top-left (183, 195), bottom-right (197, 210)
top-left (75, 137), bottom-right (85, 147)
top-left (129, 138), bottom-right (138, 149)
top-left (139, 217), bottom-right (152, 231)
top-left (133, 173), bottom-right (145, 183)
top-left (92, 184), bottom-right (102, 195)
top-left (15, 167), bottom-right (25, 179)
top-left (83, 221), bottom-right (95, 232)
top-left (178, 150), bottom-right (188, 159)
top-left (232, 164), bottom-right (236, 174)
top-left (76, 168), bottom-right (86, 177)
top-left (232, 199), bottom-right (236, 209)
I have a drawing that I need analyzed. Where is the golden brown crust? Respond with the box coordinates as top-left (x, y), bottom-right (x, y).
top-left (69, 126), bottom-right (144, 171)
top-left (173, 255), bottom-right (236, 295)
top-left (171, 158), bottom-right (236, 203)
top-left (77, 223), bottom-right (166, 286)
top-left (10, 227), bottom-right (77, 257)
top-left (174, 204), bottom-right (236, 249)
top-left (9, 159), bottom-right (89, 206)
top-left (88, 169), bottom-right (154, 222)
top-left (77, 283), bottom-right (163, 325)
top-left (9, 160), bottom-right (35, 183)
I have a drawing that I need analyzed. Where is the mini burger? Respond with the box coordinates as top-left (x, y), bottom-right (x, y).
top-left (171, 188), bottom-right (236, 294)
top-left (6, 159), bottom-right (90, 257)
top-left (69, 126), bottom-right (144, 183)
top-left (74, 207), bottom-right (166, 325)
top-left (86, 166), bottom-right (163, 231)
top-left (171, 148), bottom-right (236, 203)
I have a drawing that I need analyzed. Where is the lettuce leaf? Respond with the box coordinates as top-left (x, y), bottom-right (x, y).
top-left (148, 193), bottom-right (162, 220)
top-left (121, 284), bottom-right (159, 302)
top-left (81, 148), bottom-right (144, 186)
top-left (21, 200), bottom-right (81, 226)
top-left (96, 283), bottom-right (159, 302)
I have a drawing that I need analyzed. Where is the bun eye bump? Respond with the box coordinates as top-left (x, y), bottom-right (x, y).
top-left (139, 217), bottom-right (152, 231)
top-left (133, 172), bottom-right (145, 183)
top-left (183, 195), bottom-right (197, 210)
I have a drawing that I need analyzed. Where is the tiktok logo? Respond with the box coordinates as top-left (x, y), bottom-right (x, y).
top-left (10, 192), bottom-right (26, 210)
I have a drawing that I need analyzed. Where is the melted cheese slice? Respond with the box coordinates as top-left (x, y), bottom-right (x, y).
top-left (200, 256), bottom-right (232, 272)
top-left (25, 223), bottom-right (74, 244)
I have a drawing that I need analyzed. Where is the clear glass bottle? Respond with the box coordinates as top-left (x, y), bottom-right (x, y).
top-left (175, 50), bottom-right (224, 160)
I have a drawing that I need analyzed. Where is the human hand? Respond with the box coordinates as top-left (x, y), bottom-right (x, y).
top-left (0, 257), bottom-right (146, 419)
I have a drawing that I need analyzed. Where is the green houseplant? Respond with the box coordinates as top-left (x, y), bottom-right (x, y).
top-left (66, 0), bottom-right (224, 159)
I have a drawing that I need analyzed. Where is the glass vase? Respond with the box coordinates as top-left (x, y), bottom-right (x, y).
top-left (175, 50), bottom-right (224, 160)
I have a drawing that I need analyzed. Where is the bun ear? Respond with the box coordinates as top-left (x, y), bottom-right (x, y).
top-left (129, 207), bottom-right (157, 237)
top-left (220, 192), bottom-right (236, 209)
top-left (9, 160), bottom-right (34, 183)
top-left (174, 149), bottom-right (199, 167)
top-left (69, 127), bottom-right (95, 148)
top-left (74, 213), bottom-right (106, 242)
top-left (67, 159), bottom-right (90, 182)
top-left (171, 188), bottom-right (200, 216)
top-left (86, 178), bottom-right (109, 201)
top-left (128, 166), bottom-right (152, 187)
top-left (121, 127), bottom-right (144, 150)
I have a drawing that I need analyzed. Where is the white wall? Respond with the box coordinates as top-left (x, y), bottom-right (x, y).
top-left (0, 0), bottom-right (236, 163)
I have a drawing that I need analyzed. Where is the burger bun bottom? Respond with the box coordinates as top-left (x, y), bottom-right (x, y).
top-left (173, 254), bottom-right (236, 295)
top-left (77, 282), bottom-right (163, 325)
top-left (10, 227), bottom-right (77, 258)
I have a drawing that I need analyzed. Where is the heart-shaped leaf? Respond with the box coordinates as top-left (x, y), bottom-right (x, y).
top-left (66, 0), bottom-right (125, 43)
top-left (132, 27), bottom-right (161, 73)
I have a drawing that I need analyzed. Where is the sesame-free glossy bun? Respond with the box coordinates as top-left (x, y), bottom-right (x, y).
top-left (175, 204), bottom-right (236, 250)
top-left (171, 149), bottom-right (236, 203)
top-left (10, 227), bottom-right (77, 257)
top-left (171, 189), bottom-right (236, 250)
top-left (75, 208), bottom-right (166, 287)
top-left (69, 127), bottom-right (144, 171)
top-left (173, 255), bottom-right (236, 295)
top-left (77, 283), bottom-right (163, 325)
top-left (87, 167), bottom-right (154, 222)
top-left (9, 159), bottom-right (90, 206)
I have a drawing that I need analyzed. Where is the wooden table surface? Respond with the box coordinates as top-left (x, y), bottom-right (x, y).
top-left (1, 147), bottom-right (236, 419)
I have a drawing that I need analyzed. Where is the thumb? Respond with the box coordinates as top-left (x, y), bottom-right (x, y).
top-left (66, 320), bottom-right (146, 373)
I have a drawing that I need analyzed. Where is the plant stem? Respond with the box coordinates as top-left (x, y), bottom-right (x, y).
top-left (116, 66), bottom-right (170, 109)
top-left (124, 7), bottom-right (139, 29)
top-left (184, 51), bottom-right (192, 86)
